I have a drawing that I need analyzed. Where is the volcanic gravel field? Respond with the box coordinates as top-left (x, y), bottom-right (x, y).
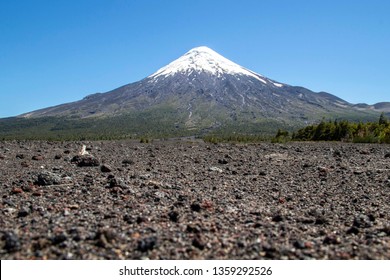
top-left (0, 140), bottom-right (389, 259)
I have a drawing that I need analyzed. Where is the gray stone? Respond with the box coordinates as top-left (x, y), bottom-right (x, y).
top-left (36, 171), bottom-right (61, 186)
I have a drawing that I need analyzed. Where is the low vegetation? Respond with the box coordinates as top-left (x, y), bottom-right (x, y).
top-left (0, 113), bottom-right (191, 141)
top-left (203, 113), bottom-right (390, 144)
top-left (1, 112), bottom-right (389, 144)
top-left (292, 113), bottom-right (390, 143)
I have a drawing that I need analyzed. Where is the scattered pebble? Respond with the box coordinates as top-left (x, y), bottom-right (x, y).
top-left (2, 231), bottom-right (21, 253)
top-left (137, 236), bottom-right (157, 252)
top-left (0, 140), bottom-right (389, 260)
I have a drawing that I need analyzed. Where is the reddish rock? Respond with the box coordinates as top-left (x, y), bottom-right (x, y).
top-left (11, 187), bottom-right (23, 194)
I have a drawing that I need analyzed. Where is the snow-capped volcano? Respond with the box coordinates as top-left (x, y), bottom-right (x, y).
top-left (149, 46), bottom-right (274, 85)
top-left (19, 46), bottom-right (378, 135)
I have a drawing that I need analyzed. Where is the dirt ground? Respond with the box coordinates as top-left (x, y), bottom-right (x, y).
top-left (0, 140), bottom-right (389, 259)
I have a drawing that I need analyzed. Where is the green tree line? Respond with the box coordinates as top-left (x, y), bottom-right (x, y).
top-left (292, 113), bottom-right (390, 143)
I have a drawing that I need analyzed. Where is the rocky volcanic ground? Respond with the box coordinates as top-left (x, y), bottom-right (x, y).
top-left (0, 140), bottom-right (389, 260)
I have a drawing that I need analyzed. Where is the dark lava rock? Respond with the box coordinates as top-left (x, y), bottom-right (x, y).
top-left (353, 214), bottom-right (374, 228)
top-left (68, 228), bottom-right (82, 242)
top-left (71, 155), bottom-right (100, 167)
top-left (16, 154), bottom-right (24, 159)
top-left (18, 207), bottom-right (31, 218)
top-left (52, 233), bottom-right (67, 245)
top-left (122, 159), bottom-right (135, 165)
top-left (293, 240), bottom-right (306, 249)
top-left (136, 216), bottom-right (146, 224)
top-left (54, 154), bottom-right (62, 159)
top-left (100, 164), bottom-right (112, 173)
top-left (186, 224), bottom-right (201, 234)
top-left (168, 211), bottom-right (179, 222)
top-left (137, 236), bottom-right (157, 252)
top-left (123, 214), bottom-right (133, 224)
top-left (36, 171), bottom-right (61, 186)
top-left (262, 244), bottom-right (277, 258)
top-left (218, 159), bottom-right (228, 164)
top-left (385, 153), bottom-right (390, 158)
top-left (333, 150), bottom-right (342, 157)
top-left (315, 215), bottom-right (328, 225)
top-left (192, 236), bottom-right (205, 250)
top-left (107, 176), bottom-right (127, 189)
top-left (347, 226), bottom-right (360, 235)
top-left (323, 235), bottom-right (341, 245)
top-left (190, 203), bottom-right (201, 212)
top-left (32, 155), bottom-right (44, 161)
top-left (272, 214), bottom-right (284, 222)
top-left (2, 231), bottom-right (21, 253)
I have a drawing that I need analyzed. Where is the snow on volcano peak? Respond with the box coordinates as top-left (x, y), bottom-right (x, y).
top-left (149, 46), bottom-right (268, 84)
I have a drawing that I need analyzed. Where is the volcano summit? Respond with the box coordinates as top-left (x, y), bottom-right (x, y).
top-left (9, 47), bottom-right (381, 137)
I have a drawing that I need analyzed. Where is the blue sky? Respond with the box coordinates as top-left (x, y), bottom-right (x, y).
top-left (1, 0), bottom-right (389, 117)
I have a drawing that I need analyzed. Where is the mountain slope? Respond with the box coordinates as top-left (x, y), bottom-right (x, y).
top-left (10, 46), bottom-right (382, 137)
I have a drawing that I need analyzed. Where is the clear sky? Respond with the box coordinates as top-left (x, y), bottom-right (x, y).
top-left (1, 0), bottom-right (389, 117)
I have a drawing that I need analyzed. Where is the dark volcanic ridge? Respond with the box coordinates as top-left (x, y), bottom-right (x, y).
top-left (1, 140), bottom-right (390, 259)
top-left (2, 46), bottom-right (385, 138)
